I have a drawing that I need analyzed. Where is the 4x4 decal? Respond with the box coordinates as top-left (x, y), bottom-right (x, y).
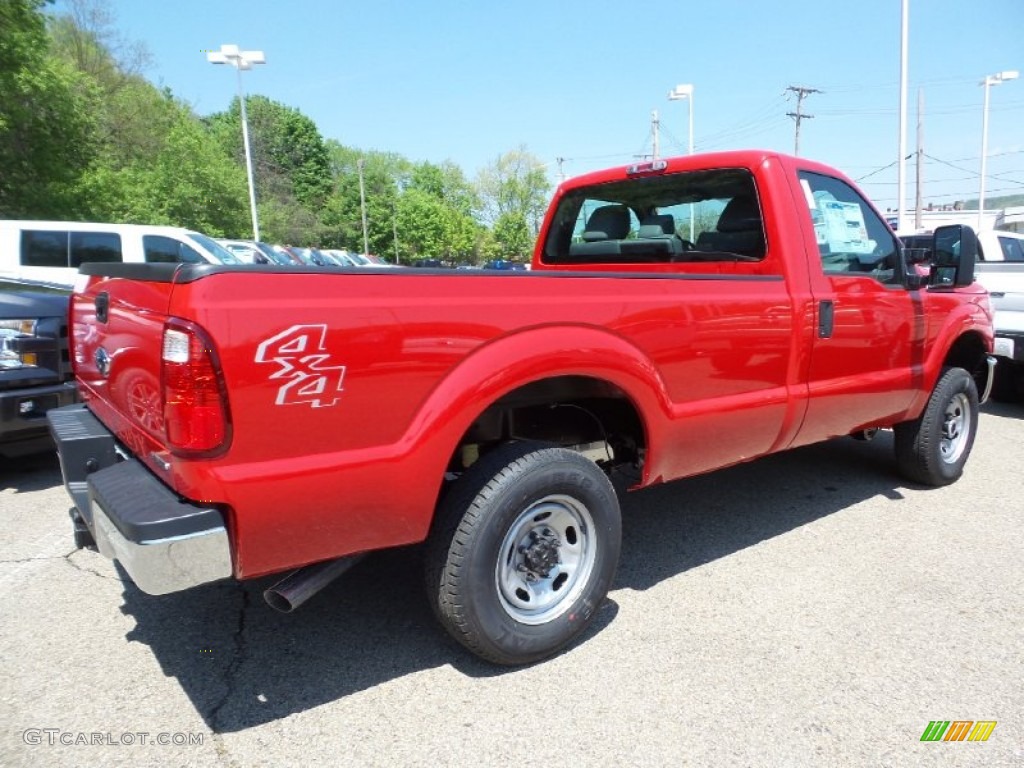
top-left (255, 324), bottom-right (345, 408)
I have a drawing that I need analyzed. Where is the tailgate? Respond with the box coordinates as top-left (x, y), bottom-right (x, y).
top-left (71, 263), bottom-right (181, 459)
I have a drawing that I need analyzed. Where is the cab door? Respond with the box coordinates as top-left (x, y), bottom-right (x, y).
top-left (791, 170), bottom-right (924, 446)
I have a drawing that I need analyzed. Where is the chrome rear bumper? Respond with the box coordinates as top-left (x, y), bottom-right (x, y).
top-left (47, 404), bottom-right (233, 594)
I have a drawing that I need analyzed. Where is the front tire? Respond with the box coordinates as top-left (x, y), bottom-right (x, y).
top-left (425, 442), bottom-right (621, 665)
top-left (894, 366), bottom-right (979, 486)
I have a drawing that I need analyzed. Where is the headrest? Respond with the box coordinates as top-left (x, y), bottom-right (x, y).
top-left (640, 214), bottom-right (675, 235)
top-left (584, 204), bottom-right (631, 240)
top-left (638, 224), bottom-right (669, 238)
top-left (717, 195), bottom-right (761, 233)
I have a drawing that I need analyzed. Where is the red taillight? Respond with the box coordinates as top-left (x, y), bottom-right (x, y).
top-left (162, 320), bottom-right (231, 456)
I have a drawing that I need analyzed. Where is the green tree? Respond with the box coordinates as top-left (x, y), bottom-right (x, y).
top-left (321, 144), bottom-right (407, 256)
top-left (492, 211), bottom-right (532, 259)
top-left (74, 105), bottom-right (249, 235)
top-left (212, 95), bottom-right (332, 210)
top-left (47, 5), bottom-right (168, 169)
top-left (0, 0), bottom-right (97, 217)
top-left (476, 146), bottom-right (551, 235)
top-left (404, 161), bottom-right (481, 260)
top-left (396, 188), bottom-right (448, 259)
top-left (131, 110), bottom-right (250, 235)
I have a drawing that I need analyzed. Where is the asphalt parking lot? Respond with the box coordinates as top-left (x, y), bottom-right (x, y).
top-left (1, 402), bottom-right (1021, 768)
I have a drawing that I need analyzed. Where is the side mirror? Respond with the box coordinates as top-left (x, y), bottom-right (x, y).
top-left (929, 225), bottom-right (977, 288)
top-left (903, 247), bottom-right (931, 265)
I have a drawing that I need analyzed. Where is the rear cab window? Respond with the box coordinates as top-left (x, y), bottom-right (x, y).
top-left (541, 167), bottom-right (767, 267)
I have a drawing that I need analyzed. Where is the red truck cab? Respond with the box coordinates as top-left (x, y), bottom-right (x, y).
top-left (48, 151), bottom-right (994, 665)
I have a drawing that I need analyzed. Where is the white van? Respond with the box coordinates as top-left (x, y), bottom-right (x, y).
top-left (0, 220), bottom-right (241, 286)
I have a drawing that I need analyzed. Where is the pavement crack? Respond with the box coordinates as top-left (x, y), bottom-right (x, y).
top-left (0, 555), bottom-right (67, 564)
top-left (207, 587), bottom-right (251, 733)
top-left (62, 549), bottom-right (121, 581)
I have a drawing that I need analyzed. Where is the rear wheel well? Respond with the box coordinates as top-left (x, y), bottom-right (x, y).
top-left (448, 376), bottom-right (646, 475)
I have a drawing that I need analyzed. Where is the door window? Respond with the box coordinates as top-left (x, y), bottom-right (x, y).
top-left (797, 171), bottom-right (901, 285)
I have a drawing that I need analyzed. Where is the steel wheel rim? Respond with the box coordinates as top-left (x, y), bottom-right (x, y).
top-left (940, 392), bottom-right (971, 464)
top-left (495, 494), bottom-right (597, 625)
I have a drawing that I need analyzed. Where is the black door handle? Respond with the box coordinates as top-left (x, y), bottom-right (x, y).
top-left (818, 300), bottom-right (834, 338)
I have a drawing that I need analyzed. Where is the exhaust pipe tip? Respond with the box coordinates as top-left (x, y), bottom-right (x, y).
top-left (263, 586), bottom-right (298, 613)
top-left (263, 553), bottom-right (366, 614)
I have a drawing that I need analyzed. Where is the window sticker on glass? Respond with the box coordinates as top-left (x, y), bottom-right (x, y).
top-left (820, 200), bottom-right (874, 255)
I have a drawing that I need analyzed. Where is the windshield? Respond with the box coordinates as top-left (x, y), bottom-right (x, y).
top-left (254, 242), bottom-right (292, 265)
top-left (188, 232), bottom-right (242, 264)
top-left (333, 251), bottom-right (359, 266)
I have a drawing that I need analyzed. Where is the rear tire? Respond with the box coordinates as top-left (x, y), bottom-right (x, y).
top-left (425, 441), bottom-right (621, 665)
top-left (894, 366), bottom-right (978, 486)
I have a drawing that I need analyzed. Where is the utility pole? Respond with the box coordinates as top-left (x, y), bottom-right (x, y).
top-left (393, 211), bottom-right (400, 265)
top-left (786, 85), bottom-right (821, 156)
top-left (555, 156), bottom-right (566, 182)
top-left (915, 88), bottom-right (924, 230)
top-left (651, 110), bottom-right (660, 160)
top-left (357, 158), bottom-right (369, 256)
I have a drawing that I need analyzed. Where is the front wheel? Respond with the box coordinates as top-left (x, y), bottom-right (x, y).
top-left (894, 366), bottom-right (979, 486)
top-left (425, 442), bottom-right (621, 665)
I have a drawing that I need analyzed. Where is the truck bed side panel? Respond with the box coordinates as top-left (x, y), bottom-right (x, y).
top-left (157, 270), bottom-right (798, 577)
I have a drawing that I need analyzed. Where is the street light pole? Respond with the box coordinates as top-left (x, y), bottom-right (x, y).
top-left (668, 84), bottom-right (694, 240)
top-left (208, 44), bottom-right (265, 242)
top-left (978, 70), bottom-right (1018, 231)
top-left (357, 158), bottom-right (369, 256)
top-left (668, 83), bottom-right (694, 155)
top-left (897, 0), bottom-right (908, 232)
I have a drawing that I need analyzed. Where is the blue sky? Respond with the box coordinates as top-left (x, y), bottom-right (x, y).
top-left (54, 0), bottom-right (1023, 212)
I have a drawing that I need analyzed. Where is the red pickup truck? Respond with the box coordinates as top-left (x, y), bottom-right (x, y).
top-left (48, 150), bottom-right (994, 665)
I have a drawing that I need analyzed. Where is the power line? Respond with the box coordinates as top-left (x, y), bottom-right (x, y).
top-left (855, 156), bottom-right (910, 182)
top-left (924, 153), bottom-right (1024, 186)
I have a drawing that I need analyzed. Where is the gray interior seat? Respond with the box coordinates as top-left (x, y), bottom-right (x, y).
top-left (621, 213), bottom-right (682, 259)
top-left (695, 195), bottom-right (766, 258)
top-left (638, 214), bottom-right (676, 237)
top-left (568, 204), bottom-right (631, 257)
